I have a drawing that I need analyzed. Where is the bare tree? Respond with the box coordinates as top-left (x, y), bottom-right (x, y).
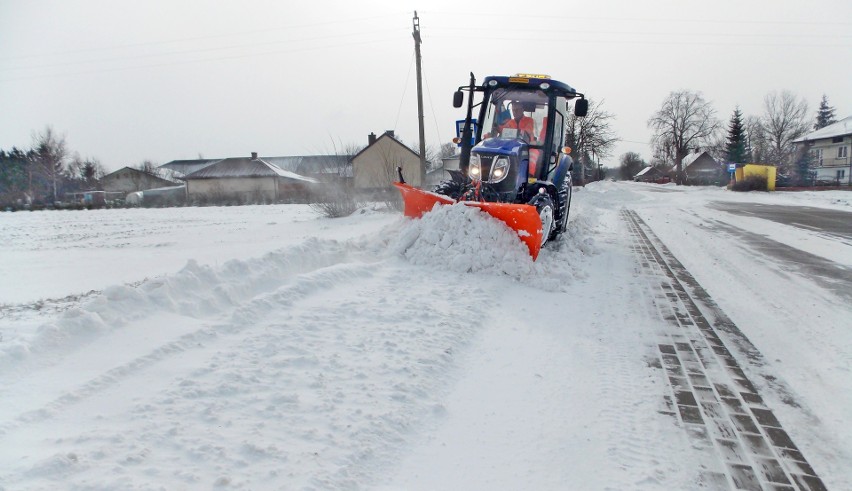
top-left (30, 126), bottom-right (69, 203)
top-left (565, 99), bottom-right (618, 183)
top-left (135, 160), bottom-right (162, 177)
top-left (761, 90), bottom-right (810, 171)
top-left (744, 115), bottom-right (770, 164)
top-left (648, 91), bottom-right (720, 184)
top-left (309, 139), bottom-right (365, 218)
top-left (619, 152), bottom-right (646, 181)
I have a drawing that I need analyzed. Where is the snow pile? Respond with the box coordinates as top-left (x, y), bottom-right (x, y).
top-left (0, 238), bottom-right (356, 371)
top-left (390, 203), bottom-right (536, 277)
top-left (385, 201), bottom-right (602, 292)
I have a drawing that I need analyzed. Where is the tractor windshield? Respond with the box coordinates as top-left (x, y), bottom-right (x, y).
top-left (481, 88), bottom-right (549, 145)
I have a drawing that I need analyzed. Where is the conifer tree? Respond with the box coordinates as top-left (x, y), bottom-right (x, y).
top-left (814, 95), bottom-right (837, 130)
top-left (724, 107), bottom-right (749, 164)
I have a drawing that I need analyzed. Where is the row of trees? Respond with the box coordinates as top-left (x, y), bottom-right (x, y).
top-left (644, 90), bottom-right (838, 185)
top-left (0, 127), bottom-right (111, 208)
top-left (565, 99), bottom-right (618, 183)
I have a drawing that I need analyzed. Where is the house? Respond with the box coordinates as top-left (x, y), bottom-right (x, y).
top-left (352, 131), bottom-right (423, 191)
top-left (633, 166), bottom-right (669, 183)
top-left (101, 167), bottom-right (180, 194)
top-left (793, 116), bottom-right (852, 185)
top-left (682, 151), bottom-right (723, 185)
top-left (182, 152), bottom-right (319, 204)
top-left (162, 155), bottom-right (354, 186)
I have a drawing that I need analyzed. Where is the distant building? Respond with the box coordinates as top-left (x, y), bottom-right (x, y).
top-left (352, 131), bottom-right (423, 190)
top-left (633, 166), bottom-right (668, 183)
top-left (182, 152), bottom-right (319, 204)
top-left (161, 155), bottom-right (354, 187)
top-left (793, 116), bottom-right (852, 185)
top-left (682, 151), bottom-right (723, 185)
top-left (101, 167), bottom-right (179, 193)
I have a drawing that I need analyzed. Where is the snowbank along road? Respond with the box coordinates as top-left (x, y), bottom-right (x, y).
top-left (0, 182), bottom-right (849, 490)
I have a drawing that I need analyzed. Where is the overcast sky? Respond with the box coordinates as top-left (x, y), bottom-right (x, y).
top-left (2, 0), bottom-right (850, 171)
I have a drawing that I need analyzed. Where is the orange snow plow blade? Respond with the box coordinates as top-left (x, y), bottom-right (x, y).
top-left (393, 182), bottom-right (543, 260)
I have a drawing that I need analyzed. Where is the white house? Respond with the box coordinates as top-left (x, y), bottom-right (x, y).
top-left (794, 116), bottom-right (852, 185)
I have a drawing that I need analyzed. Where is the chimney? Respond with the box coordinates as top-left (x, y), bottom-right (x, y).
top-left (368, 132), bottom-right (377, 145)
top-left (251, 152), bottom-right (258, 160)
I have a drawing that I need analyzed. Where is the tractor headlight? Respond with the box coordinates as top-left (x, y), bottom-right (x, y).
top-left (468, 154), bottom-right (482, 180)
top-left (489, 157), bottom-right (510, 183)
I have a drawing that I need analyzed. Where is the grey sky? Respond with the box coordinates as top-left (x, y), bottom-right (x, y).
top-left (1, 0), bottom-right (850, 171)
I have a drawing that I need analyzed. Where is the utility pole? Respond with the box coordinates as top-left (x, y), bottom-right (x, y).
top-left (412, 11), bottom-right (426, 188)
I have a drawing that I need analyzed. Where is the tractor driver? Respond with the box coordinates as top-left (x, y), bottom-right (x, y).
top-left (498, 101), bottom-right (535, 142)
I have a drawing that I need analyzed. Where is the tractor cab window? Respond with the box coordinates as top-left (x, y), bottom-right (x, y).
top-left (482, 89), bottom-right (549, 144)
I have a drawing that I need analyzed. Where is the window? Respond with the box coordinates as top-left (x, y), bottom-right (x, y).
top-left (839, 146), bottom-right (848, 158)
top-left (832, 136), bottom-right (844, 143)
top-left (812, 148), bottom-right (823, 165)
top-left (837, 170), bottom-right (846, 179)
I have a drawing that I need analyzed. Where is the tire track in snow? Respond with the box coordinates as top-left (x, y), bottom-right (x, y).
top-left (0, 256), bottom-right (493, 489)
top-left (0, 258), bottom-right (378, 439)
top-left (624, 209), bottom-right (829, 491)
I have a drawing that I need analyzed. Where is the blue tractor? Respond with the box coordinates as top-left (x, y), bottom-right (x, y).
top-left (394, 73), bottom-right (587, 260)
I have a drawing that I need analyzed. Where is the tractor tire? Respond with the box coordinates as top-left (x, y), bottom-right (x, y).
top-left (531, 194), bottom-right (555, 248)
top-left (549, 174), bottom-right (572, 241)
top-left (433, 179), bottom-right (465, 201)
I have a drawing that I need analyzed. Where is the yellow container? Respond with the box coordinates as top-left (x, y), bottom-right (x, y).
top-left (735, 164), bottom-right (777, 191)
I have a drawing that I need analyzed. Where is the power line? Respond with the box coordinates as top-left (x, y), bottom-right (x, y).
top-left (427, 33), bottom-right (850, 49)
top-left (0, 38), bottom-right (399, 83)
top-left (393, 53), bottom-right (416, 132)
top-left (428, 25), bottom-right (852, 40)
top-left (420, 56), bottom-right (444, 148)
top-left (418, 10), bottom-right (852, 27)
top-left (1, 29), bottom-right (408, 73)
top-left (0, 12), bottom-right (409, 62)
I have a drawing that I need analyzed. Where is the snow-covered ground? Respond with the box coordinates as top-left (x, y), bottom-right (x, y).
top-left (0, 183), bottom-right (849, 490)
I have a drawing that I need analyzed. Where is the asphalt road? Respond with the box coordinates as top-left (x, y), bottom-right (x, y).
top-left (709, 201), bottom-right (852, 241)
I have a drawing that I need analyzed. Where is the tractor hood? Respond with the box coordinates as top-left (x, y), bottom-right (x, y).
top-left (477, 137), bottom-right (525, 156)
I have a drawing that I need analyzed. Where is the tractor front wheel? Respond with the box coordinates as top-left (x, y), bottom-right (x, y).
top-left (531, 195), bottom-right (555, 248)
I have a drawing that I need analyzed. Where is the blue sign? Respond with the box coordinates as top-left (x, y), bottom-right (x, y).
top-left (727, 163), bottom-right (736, 172)
top-left (455, 119), bottom-right (478, 146)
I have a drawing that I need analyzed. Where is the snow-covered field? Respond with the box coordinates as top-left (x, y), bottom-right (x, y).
top-left (0, 183), bottom-right (850, 490)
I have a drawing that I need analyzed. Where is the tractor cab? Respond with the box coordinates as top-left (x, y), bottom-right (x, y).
top-left (453, 74), bottom-right (588, 201)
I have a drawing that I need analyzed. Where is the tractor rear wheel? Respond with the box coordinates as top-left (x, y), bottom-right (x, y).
top-left (533, 195), bottom-right (555, 248)
top-left (549, 175), bottom-right (572, 241)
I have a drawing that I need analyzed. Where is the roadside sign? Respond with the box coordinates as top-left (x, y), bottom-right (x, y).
top-left (728, 163), bottom-right (737, 172)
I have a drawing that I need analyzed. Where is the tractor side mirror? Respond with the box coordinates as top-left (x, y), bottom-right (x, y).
top-left (574, 98), bottom-right (589, 117)
top-left (453, 91), bottom-right (464, 108)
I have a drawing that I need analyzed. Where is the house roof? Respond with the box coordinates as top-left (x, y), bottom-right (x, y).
top-left (351, 131), bottom-right (421, 162)
top-left (162, 155), bottom-right (352, 178)
top-left (682, 151), bottom-right (717, 169)
top-left (635, 167), bottom-right (651, 177)
top-left (102, 166), bottom-right (179, 184)
top-left (263, 155), bottom-right (353, 177)
top-left (794, 115), bottom-right (852, 143)
top-left (160, 159), bottom-right (222, 177)
top-left (183, 157), bottom-right (319, 183)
